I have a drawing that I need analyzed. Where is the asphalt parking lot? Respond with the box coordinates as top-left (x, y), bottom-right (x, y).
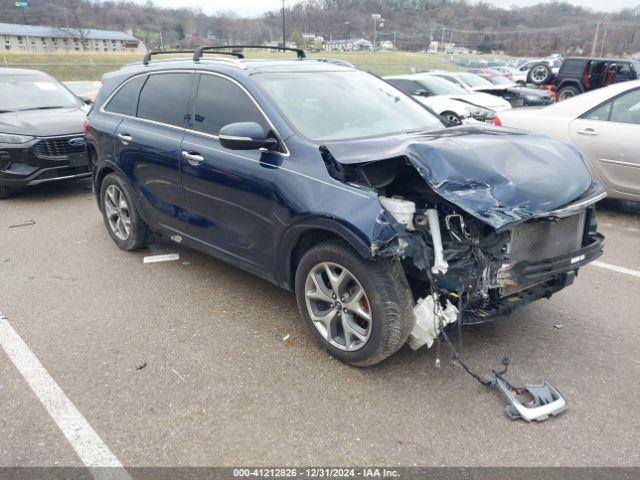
top-left (1, 178), bottom-right (639, 468)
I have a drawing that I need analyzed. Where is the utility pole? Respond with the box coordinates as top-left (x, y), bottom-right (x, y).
top-left (371, 14), bottom-right (381, 50)
top-left (282, 0), bottom-right (286, 47)
top-left (599, 26), bottom-right (608, 57)
top-left (440, 25), bottom-right (445, 50)
top-left (590, 22), bottom-right (601, 57)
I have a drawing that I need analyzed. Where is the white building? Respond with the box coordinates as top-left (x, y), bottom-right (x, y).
top-left (0, 22), bottom-right (145, 53)
top-left (325, 38), bottom-right (372, 52)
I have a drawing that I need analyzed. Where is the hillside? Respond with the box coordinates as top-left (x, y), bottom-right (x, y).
top-left (1, 0), bottom-right (639, 56)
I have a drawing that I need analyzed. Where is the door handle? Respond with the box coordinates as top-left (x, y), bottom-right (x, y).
top-left (181, 150), bottom-right (204, 164)
top-left (577, 128), bottom-right (599, 136)
top-left (117, 132), bottom-right (133, 144)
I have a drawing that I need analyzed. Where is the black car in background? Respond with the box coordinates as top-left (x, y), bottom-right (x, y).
top-left (0, 68), bottom-right (89, 199)
top-left (477, 74), bottom-right (554, 107)
top-left (526, 57), bottom-right (640, 101)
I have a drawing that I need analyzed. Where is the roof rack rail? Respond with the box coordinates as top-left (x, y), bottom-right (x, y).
top-left (143, 50), bottom-right (195, 65)
top-left (193, 45), bottom-right (306, 61)
top-left (192, 46), bottom-right (245, 60)
top-left (143, 49), bottom-right (244, 65)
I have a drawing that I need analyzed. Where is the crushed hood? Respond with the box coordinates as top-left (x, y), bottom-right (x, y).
top-left (323, 125), bottom-right (594, 230)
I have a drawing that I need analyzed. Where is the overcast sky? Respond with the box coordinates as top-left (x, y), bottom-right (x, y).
top-left (140, 0), bottom-right (638, 16)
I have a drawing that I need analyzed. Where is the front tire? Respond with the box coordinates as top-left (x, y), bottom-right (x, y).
top-left (0, 185), bottom-right (12, 199)
top-left (295, 240), bottom-right (414, 367)
top-left (100, 173), bottom-right (149, 251)
top-left (442, 111), bottom-right (462, 126)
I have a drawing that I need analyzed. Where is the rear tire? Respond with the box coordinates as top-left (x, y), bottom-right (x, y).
top-left (557, 85), bottom-right (580, 101)
top-left (295, 240), bottom-right (414, 367)
top-left (100, 173), bottom-right (149, 251)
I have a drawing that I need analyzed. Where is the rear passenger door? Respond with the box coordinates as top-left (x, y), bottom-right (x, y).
top-left (179, 73), bottom-right (281, 277)
top-left (112, 71), bottom-right (194, 233)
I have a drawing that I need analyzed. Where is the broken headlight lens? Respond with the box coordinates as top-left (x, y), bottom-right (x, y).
top-left (0, 133), bottom-right (36, 144)
top-left (465, 106), bottom-right (495, 123)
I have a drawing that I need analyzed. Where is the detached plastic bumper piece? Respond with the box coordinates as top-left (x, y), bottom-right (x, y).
top-left (495, 376), bottom-right (567, 422)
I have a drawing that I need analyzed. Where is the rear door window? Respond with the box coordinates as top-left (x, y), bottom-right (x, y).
top-left (137, 73), bottom-right (193, 127)
top-left (192, 74), bottom-right (269, 136)
top-left (609, 89), bottom-right (640, 125)
top-left (387, 79), bottom-right (423, 95)
top-left (105, 75), bottom-right (147, 117)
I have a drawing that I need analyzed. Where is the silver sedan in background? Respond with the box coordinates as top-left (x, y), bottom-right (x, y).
top-left (494, 80), bottom-right (640, 201)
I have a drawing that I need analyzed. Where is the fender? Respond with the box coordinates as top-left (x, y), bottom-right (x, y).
top-left (93, 159), bottom-right (144, 215)
top-left (276, 216), bottom-right (374, 290)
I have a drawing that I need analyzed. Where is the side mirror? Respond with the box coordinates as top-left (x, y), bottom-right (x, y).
top-left (414, 89), bottom-right (430, 97)
top-left (219, 122), bottom-right (279, 151)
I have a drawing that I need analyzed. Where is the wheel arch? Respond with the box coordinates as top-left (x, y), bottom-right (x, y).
top-left (94, 161), bottom-right (135, 212)
top-left (557, 80), bottom-right (584, 93)
top-left (277, 218), bottom-right (374, 291)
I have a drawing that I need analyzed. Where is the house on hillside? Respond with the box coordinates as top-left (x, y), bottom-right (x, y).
top-left (324, 38), bottom-right (372, 52)
top-left (0, 22), bottom-right (146, 53)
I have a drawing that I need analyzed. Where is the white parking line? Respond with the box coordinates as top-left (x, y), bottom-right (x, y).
top-left (0, 312), bottom-right (128, 472)
top-left (591, 261), bottom-right (640, 279)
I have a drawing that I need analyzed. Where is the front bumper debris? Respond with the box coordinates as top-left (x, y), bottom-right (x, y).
top-left (495, 377), bottom-right (568, 422)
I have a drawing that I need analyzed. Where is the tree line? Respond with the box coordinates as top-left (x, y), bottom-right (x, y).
top-left (1, 0), bottom-right (639, 56)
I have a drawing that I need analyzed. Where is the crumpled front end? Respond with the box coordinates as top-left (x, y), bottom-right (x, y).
top-left (321, 126), bottom-right (605, 348)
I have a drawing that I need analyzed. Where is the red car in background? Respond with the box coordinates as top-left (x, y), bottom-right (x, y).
top-left (468, 68), bottom-right (513, 80)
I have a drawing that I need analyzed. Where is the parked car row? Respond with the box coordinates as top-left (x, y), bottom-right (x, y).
top-left (384, 74), bottom-right (507, 124)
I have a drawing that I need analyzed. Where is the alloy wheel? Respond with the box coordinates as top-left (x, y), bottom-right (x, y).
top-left (445, 113), bottom-right (462, 126)
top-left (304, 262), bottom-right (372, 352)
top-left (104, 184), bottom-right (131, 241)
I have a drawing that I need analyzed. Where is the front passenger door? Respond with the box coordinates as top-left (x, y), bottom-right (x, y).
top-left (180, 73), bottom-right (282, 276)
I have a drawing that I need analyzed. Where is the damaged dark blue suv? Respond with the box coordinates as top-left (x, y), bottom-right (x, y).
top-left (87, 47), bottom-right (605, 366)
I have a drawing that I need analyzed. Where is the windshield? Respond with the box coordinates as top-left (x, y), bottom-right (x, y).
top-left (253, 71), bottom-right (442, 141)
top-left (458, 73), bottom-right (494, 87)
top-left (0, 74), bottom-right (81, 111)
top-left (485, 76), bottom-right (515, 86)
top-left (416, 76), bottom-right (469, 95)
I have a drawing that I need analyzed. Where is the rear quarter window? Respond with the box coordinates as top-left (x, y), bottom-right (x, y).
top-left (104, 75), bottom-right (147, 117)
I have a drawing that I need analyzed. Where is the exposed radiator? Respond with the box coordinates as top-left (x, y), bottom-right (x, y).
top-left (509, 211), bottom-right (586, 264)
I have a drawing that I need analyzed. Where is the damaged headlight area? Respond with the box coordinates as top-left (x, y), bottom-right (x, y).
top-left (464, 105), bottom-right (496, 123)
top-left (327, 153), bottom-right (603, 352)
